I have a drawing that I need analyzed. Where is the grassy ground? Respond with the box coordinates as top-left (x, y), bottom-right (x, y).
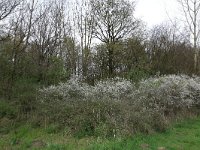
top-left (1, 117), bottom-right (200, 150)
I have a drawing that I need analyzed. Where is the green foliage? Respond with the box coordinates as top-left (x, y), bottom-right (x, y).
top-left (11, 78), bottom-right (38, 114)
top-left (0, 118), bottom-right (15, 134)
top-left (127, 68), bottom-right (152, 82)
top-left (0, 100), bottom-right (17, 119)
top-left (0, 40), bottom-right (13, 97)
top-left (45, 124), bottom-right (61, 134)
top-left (45, 57), bottom-right (70, 85)
top-left (74, 121), bottom-right (95, 138)
top-left (46, 144), bottom-right (66, 150)
top-left (17, 53), bottom-right (39, 79)
top-left (94, 123), bottom-right (112, 138)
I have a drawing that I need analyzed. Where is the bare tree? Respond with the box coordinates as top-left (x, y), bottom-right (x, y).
top-left (9, 0), bottom-right (37, 77)
top-left (74, 0), bottom-right (95, 77)
top-left (0, 0), bottom-right (21, 20)
top-left (177, 0), bottom-right (200, 73)
top-left (90, 0), bottom-right (139, 76)
top-left (148, 23), bottom-right (193, 74)
top-left (0, 0), bottom-right (23, 40)
top-left (31, 0), bottom-right (70, 81)
top-left (1, 0), bottom-right (38, 98)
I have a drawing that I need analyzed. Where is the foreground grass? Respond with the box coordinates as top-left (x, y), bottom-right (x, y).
top-left (1, 117), bottom-right (200, 150)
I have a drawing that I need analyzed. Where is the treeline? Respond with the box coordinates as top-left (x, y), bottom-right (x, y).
top-left (0, 0), bottom-right (198, 99)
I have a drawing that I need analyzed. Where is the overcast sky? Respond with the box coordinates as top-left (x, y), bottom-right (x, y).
top-left (135, 0), bottom-right (180, 27)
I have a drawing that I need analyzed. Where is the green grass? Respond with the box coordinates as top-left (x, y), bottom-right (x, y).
top-left (87, 117), bottom-right (200, 150)
top-left (1, 117), bottom-right (200, 150)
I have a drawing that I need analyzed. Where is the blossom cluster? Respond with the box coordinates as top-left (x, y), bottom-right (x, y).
top-left (39, 75), bottom-right (200, 109)
top-left (39, 77), bottom-right (134, 101)
top-left (135, 75), bottom-right (200, 112)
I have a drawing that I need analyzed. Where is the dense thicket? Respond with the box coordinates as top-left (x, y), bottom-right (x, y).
top-left (37, 75), bottom-right (200, 137)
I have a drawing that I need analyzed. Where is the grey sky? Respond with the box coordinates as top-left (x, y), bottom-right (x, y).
top-left (135, 0), bottom-right (179, 27)
top-left (39, 0), bottom-right (180, 27)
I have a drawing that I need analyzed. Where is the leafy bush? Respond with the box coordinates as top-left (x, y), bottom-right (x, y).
top-left (12, 78), bottom-right (38, 114)
top-left (45, 57), bottom-right (70, 85)
top-left (45, 124), bottom-right (61, 134)
top-left (127, 68), bottom-right (152, 83)
top-left (0, 100), bottom-right (17, 119)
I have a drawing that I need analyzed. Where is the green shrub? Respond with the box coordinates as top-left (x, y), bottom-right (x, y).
top-left (127, 68), bottom-right (152, 83)
top-left (12, 78), bottom-right (38, 114)
top-left (44, 57), bottom-right (70, 85)
top-left (0, 117), bottom-right (15, 134)
top-left (0, 101), bottom-right (17, 119)
top-left (45, 124), bottom-right (61, 134)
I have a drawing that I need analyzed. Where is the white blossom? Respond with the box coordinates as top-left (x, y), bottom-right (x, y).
top-left (39, 75), bottom-right (200, 110)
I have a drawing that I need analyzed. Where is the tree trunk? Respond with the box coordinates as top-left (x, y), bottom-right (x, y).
top-left (107, 44), bottom-right (114, 77)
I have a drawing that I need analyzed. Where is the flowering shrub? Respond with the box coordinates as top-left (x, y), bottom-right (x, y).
top-left (92, 77), bottom-right (134, 100)
top-left (40, 75), bottom-right (200, 106)
top-left (38, 75), bottom-right (200, 137)
top-left (39, 77), bottom-right (91, 101)
top-left (39, 77), bottom-right (134, 102)
top-left (135, 75), bottom-right (200, 113)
